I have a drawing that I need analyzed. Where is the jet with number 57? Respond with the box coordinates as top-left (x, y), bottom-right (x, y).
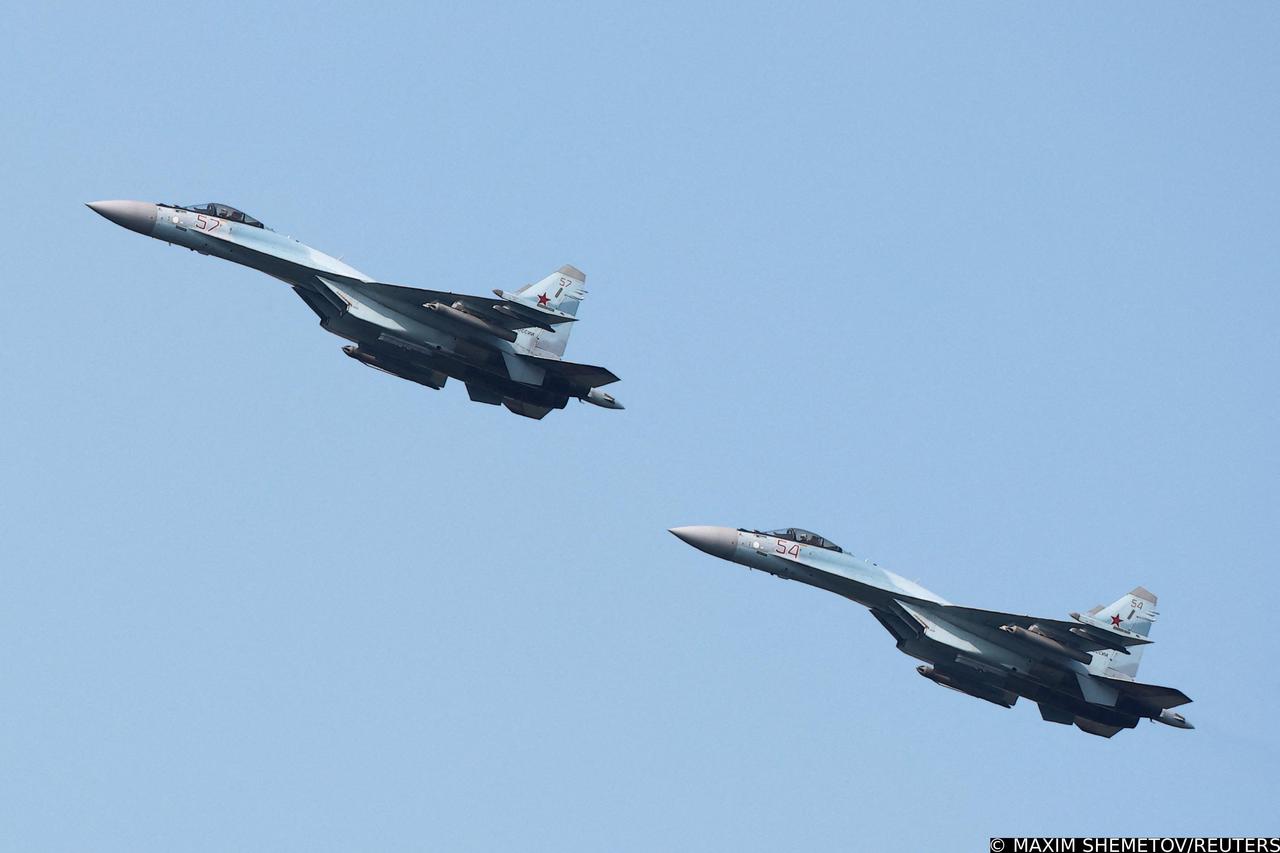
top-left (670, 525), bottom-right (1194, 737)
top-left (87, 199), bottom-right (623, 419)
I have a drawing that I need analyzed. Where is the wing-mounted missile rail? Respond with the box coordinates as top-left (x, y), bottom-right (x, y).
top-left (999, 624), bottom-right (1094, 665)
top-left (422, 301), bottom-right (519, 343)
top-left (1067, 610), bottom-right (1154, 655)
top-left (417, 291), bottom-right (579, 343)
top-left (490, 289), bottom-right (578, 330)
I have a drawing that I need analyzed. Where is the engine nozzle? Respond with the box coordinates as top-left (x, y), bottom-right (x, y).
top-left (1154, 709), bottom-right (1194, 730)
top-left (584, 387), bottom-right (624, 410)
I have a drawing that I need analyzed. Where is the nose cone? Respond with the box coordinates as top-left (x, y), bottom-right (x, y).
top-left (87, 200), bottom-right (157, 236)
top-left (669, 525), bottom-right (738, 560)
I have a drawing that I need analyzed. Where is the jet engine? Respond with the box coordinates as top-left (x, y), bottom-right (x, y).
top-left (916, 665), bottom-right (1018, 708)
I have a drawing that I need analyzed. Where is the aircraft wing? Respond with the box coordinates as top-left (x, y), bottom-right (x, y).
top-left (923, 603), bottom-right (1152, 654)
top-left (1092, 676), bottom-right (1192, 709)
top-left (351, 281), bottom-right (576, 332)
top-left (525, 356), bottom-right (620, 389)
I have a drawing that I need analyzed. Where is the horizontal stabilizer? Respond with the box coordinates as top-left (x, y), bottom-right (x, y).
top-left (1096, 676), bottom-right (1191, 710)
top-left (528, 357), bottom-right (620, 389)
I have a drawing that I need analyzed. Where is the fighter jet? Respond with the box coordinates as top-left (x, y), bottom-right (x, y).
top-left (87, 200), bottom-right (623, 419)
top-left (670, 525), bottom-right (1193, 737)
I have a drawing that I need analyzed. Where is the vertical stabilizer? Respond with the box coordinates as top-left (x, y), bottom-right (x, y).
top-left (514, 265), bottom-right (587, 358)
top-left (1087, 587), bottom-right (1158, 680)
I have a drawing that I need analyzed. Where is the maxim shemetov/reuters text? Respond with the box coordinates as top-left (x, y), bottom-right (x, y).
top-left (989, 841), bottom-right (1280, 853)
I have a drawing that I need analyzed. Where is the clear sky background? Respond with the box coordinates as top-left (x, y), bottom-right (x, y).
top-left (3, 3), bottom-right (1277, 850)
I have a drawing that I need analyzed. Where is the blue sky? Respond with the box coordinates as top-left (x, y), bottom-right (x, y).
top-left (3, 3), bottom-right (1278, 850)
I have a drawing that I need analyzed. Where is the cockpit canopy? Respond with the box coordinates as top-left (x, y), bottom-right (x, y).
top-left (179, 202), bottom-right (265, 228)
top-left (750, 527), bottom-right (843, 552)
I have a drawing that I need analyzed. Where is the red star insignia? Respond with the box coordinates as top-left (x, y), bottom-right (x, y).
top-left (537, 293), bottom-right (550, 307)
top-left (1110, 613), bottom-right (1122, 627)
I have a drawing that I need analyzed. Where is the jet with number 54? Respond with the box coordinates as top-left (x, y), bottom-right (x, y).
top-left (87, 200), bottom-right (622, 419)
top-left (670, 525), bottom-right (1194, 737)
